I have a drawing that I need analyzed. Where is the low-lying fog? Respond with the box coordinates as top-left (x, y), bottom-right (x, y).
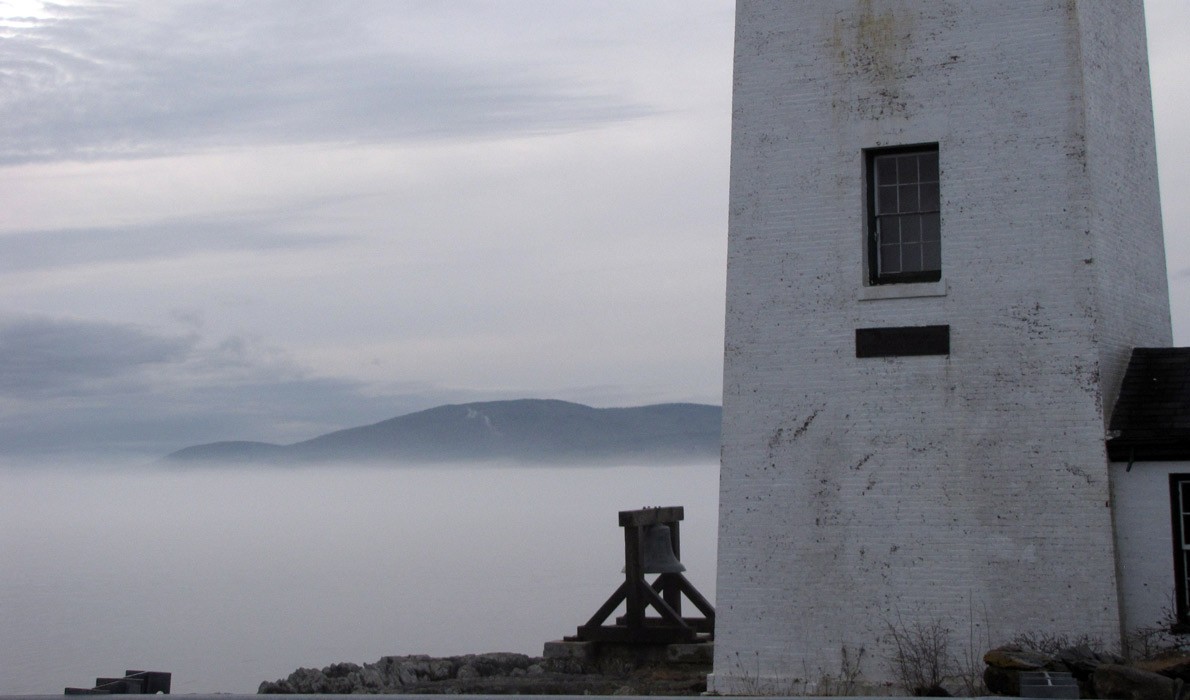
top-left (0, 460), bottom-right (719, 694)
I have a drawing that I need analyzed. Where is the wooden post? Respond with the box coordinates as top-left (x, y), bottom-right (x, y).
top-left (664, 520), bottom-right (682, 615)
top-left (623, 522), bottom-right (644, 633)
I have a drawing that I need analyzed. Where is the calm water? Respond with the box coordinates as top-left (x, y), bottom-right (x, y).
top-left (0, 461), bottom-right (719, 694)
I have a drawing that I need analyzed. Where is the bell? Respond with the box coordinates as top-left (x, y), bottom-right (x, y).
top-left (637, 524), bottom-right (686, 574)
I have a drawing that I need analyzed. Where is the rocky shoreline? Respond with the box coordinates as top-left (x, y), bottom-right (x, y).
top-left (260, 641), bottom-right (1190, 697)
top-left (258, 650), bottom-right (710, 696)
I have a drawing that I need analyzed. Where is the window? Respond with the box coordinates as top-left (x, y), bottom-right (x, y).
top-left (1172, 474), bottom-right (1190, 628)
top-left (867, 145), bottom-right (941, 284)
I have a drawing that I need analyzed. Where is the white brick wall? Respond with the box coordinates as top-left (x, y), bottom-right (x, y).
top-left (714, 1), bottom-right (1170, 692)
top-left (1077, 2), bottom-right (1173, 415)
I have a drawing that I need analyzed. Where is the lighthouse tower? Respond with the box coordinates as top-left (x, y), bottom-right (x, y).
top-left (713, 1), bottom-right (1170, 692)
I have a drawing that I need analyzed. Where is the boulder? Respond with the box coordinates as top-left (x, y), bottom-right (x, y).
top-left (984, 646), bottom-right (1059, 697)
top-left (428, 657), bottom-right (455, 681)
top-left (356, 666), bottom-right (383, 690)
top-left (984, 665), bottom-right (1021, 697)
top-left (322, 662), bottom-right (359, 678)
top-left (258, 648), bottom-right (710, 695)
top-left (1094, 663), bottom-right (1176, 700)
top-left (375, 656), bottom-right (417, 687)
top-left (1138, 653), bottom-right (1190, 683)
top-left (1057, 644), bottom-right (1124, 675)
top-left (467, 652), bottom-right (535, 676)
top-left (1056, 644), bottom-right (1124, 698)
top-left (985, 646), bottom-right (1052, 671)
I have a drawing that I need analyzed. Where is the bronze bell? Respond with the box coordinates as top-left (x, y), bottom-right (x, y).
top-left (637, 524), bottom-right (686, 574)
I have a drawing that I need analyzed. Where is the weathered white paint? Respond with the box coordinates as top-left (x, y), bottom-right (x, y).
top-left (714, 1), bottom-right (1171, 692)
top-left (1110, 463), bottom-right (1187, 636)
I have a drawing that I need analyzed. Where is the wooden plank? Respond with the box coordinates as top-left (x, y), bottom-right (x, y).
top-left (618, 506), bottom-right (684, 527)
top-left (673, 573), bottom-right (716, 620)
top-left (582, 581), bottom-right (628, 629)
top-left (663, 524), bottom-right (682, 613)
top-left (575, 624), bottom-right (698, 644)
top-left (647, 573), bottom-right (714, 627)
top-left (614, 615), bottom-right (713, 631)
top-left (641, 581), bottom-right (689, 629)
top-left (624, 525), bottom-right (644, 629)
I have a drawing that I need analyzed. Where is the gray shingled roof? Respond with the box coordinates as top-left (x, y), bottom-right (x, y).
top-left (1107, 347), bottom-right (1190, 461)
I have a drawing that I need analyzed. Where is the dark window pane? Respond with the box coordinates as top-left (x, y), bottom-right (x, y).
top-left (900, 215), bottom-right (921, 243)
top-left (922, 240), bottom-right (941, 271)
top-left (901, 243), bottom-right (922, 272)
top-left (879, 218), bottom-right (900, 245)
top-left (1184, 553), bottom-right (1190, 607)
top-left (921, 213), bottom-right (940, 242)
top-left (881, 244), bottom-right (901, 273)
top-left (919, 153), bottom-right (938, 182)
top-left (878, 185), bottom-right (898, 214)
top-left (899, 184), bottom-right (919, 212)
top-left (897, 155), bottom-right (918, 182)
top-left (920, 182), bottom-right (940, 211)
top-left (876, 156), bottom-right (897, 185)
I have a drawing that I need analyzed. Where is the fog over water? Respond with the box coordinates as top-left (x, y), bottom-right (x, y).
top-left (0, 460), bottom-right (719, 695)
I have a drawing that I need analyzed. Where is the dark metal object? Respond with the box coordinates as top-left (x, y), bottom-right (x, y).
top-left (65, 670), bottom-right (170, 695)
top-left (639, 524), bottom-right (686, 573)
top-left (575, 506), bottom-right (714, 644)
top-left (856, 324), bottom-right (950, 358)
top-left (1019, 670), bottom-right (1079, 699)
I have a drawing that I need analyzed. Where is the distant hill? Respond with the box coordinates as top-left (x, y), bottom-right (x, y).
top-left (164, 399), bottom-right (721, 465)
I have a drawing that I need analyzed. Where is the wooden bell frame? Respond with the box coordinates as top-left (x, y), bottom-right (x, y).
top-left (575, 506), bottom-right (715, 644)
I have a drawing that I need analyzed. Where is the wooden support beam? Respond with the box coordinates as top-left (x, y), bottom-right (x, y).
top-left (618, 506), bottom-right (684, 528)
top-left (575, 624), bottom-right (698, 644)
top-left (582, 581), bottom-right (628, 629)
top-left (614, 615), bottom-right (713, 632)
top-left (640, 579), bottom-right (688, 629)
top-left (671, 573), bottom-right (716, 621)
top-left (663, 522), bottom-right (682, 614)
top-left (623, 525), bottom-right (644, 629)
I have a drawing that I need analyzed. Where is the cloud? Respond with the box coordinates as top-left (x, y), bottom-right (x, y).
top-left (0, 377), bottom-right (399, 460)
top-left (0, 1), bottom-right (653, 165)
top-left (0, 315), bottom-right (192, 397)
top-left (0, 1), bottom-right (737, 461)
top-left (0, 310), bottom-right (718, 461)
top-left (0, 313), bottom-right (491, 459)
top-left (0, 214), bottom-right (342, 274)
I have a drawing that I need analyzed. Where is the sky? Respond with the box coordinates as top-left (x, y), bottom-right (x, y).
top-left (0, 0), bottom-right (1187, 461)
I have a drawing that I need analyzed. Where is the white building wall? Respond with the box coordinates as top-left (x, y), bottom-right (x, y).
top-left (1075, 2), bottom-right (1172, 417)
top-left (1110, 463), bottom-right (1186, 637)
top-left (714, 1), bottom-right (1169, 692)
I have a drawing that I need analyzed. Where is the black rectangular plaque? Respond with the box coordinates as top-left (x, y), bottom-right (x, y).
top-left (855, 325), bottom-right (950, 358)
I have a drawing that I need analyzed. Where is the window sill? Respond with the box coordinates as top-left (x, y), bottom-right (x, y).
top-left (858, 279), bottom-right (947, 302)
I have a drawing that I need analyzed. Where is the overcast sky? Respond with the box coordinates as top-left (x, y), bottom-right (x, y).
top-left (0, 1), bottom-right (1186, 460)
